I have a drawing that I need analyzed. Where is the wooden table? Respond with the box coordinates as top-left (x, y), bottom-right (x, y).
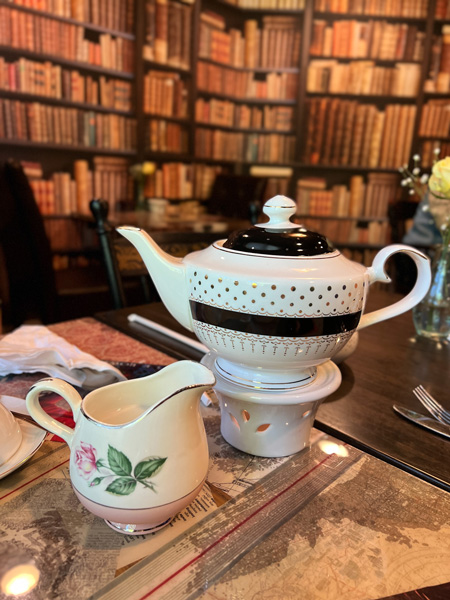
top-left (95, 286), bottom-right (450, 492)
top-left (1, 313), bottom-right (450, 599)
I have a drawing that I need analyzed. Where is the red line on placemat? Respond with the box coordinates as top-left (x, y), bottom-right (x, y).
top-left (0, 458), bottom-right (70, 501)
top-left (139, 453), bottom-right (334, 600)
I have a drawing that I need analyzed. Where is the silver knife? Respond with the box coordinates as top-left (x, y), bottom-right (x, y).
top-left (393, 405), bottom-right (450, 439)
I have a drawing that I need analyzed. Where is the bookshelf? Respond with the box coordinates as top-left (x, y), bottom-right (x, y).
top-left (1, 0), bottom-right (449, 267)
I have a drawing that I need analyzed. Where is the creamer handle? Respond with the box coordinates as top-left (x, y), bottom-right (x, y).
top-left (358, 244), bottom-right (431, 330)
top-left (26, 378), bottom-right (82, 447)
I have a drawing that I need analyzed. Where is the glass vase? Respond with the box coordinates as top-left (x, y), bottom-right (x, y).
top-left (412, 230), bottom-right (450, 342)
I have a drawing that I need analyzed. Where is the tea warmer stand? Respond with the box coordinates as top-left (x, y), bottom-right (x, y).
top-left (202, 353), bottom-right (342, 458)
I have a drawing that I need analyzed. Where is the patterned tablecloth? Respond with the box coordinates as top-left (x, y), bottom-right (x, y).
top-left (1, 318), bottom-right (450, 600)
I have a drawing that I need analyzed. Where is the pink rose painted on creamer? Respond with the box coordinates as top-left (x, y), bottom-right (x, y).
top-left (74, 442), bottom-right (97, 480)
top-left (73, 441), bottom-right (167, 496)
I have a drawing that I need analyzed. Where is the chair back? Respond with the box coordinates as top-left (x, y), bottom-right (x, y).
top-left (90, 199), bottom-right (157, 310)
top-left (207, 174), bottom-right (267, 223)
top-left (0, 160), bottom-right (58, 326)
top-left (90, 200), bottom-right (231, 309)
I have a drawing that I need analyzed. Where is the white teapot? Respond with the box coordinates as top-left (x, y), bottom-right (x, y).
top-left (118, 196), bottom-right (431, 387)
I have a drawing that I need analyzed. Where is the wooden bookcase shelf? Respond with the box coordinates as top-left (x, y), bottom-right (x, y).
top-left (0, 46), bottom-right (135, 79)
top-left (0, 139), bottom-right (136, 155)
top-left (210, 0), bottom-right (304, 14)
top-left (313, 11), bottom-right (426, 23)
top-left (297, 214), bottom-right (389, 222)
top-left (0, 90), bottom-right (134, 116)
top-left (301, 164), bottom-right (401, 173)
top-left (196, 90), bottom-right (297, 105)
top-left (144, 114), bottom-right (189, 124)
top-left (305, 93), bottom-right (418, 103)
top-left (0, 1), bottom-right (135, 39)
top-left (418, 136), bottom-right (450, 141)
top-left (336, 242), bottom-right (385, 250)
top-left (142, 59), bottom-right (191, 75)
top-left (199, 57), bottom-right (300, 74)
top-left (309, 56), bottom-right (423, 65)
top-left (195, 122), bottom-right (295, 134)
top-left (0, 0), bottom-right (449, 265)
top-left (143, 150), bottom-right (192, 160)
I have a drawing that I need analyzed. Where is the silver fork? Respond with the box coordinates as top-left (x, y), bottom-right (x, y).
top-left (413, 385), bottom-right (450, 426)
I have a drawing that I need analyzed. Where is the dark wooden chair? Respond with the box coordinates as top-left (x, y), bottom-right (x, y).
top-left (90, 199), bottom-right (157, 309)
top-left (0, 159), bottom-right (59, 327)
top-left (90, 199), bottom-right (223, 309)
top-left (387, 200), bottom-right (434, 294)
top-left (207, 174), bottom-right (267, 223)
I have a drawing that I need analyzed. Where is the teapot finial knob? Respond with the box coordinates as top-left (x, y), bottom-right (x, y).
top-left (257, 195), bottom-right (298, 230)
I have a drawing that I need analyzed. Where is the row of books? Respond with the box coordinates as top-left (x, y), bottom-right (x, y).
top-left (43, 222), bottom-right (94, 264)
top-left (436, 0), bottom-right (450, 18)
top-left (0, 57), bottom-right (132, 110)
top-left (295, 173), bottom-right (400, 219)
top-left (420, 141), bottom-right (450, 168)
top-left (195, 128), bottom-right (296, 163)
top-left (25, 156), bottom-right (132, 216)
top-left (298, 217), bottom-right (390, 247)
top-left (143, 163), bottom-right (225, 201)
top-left (263, 176), bottom-right (290, 201)
top-left (143, 0), bottom-right (192, 70)
top-left (418, 99), bottom-right (450, 137)
top-left (199, 13), bottom-right (301, 70)
top-left (5, 0), bottom-right (135, 33)
top-left (0, 99), bottom-right (136, 148)
top-left (313, 0), bottom-right (428, 17)
top-left (0, 7), bottom-right (134, 72)
top-left (425, 29), bottom-right (450, 94)
top-left (143, 70), bottom-right (188, 118)
top-left (307, 60), bottom-right (421, 97)
top-left (310, 20), bottom-right (425, 62)
top-left (221, 0), bottom-right (305, 8)
top-left (197, 62), bottom-right (298, 101)
top-left (26, 159), bottom-right (225, 219)
top-left (303, 98), bottom-right (416, 168)
top-left (147, 119), bottom-right (188, 153)
top-left (195, 98), bottom-right (294, 131)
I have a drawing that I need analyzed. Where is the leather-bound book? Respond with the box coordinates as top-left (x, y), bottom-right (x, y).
top-left (321, 98), bottom-right (339, 165)
top-left (439, 26), bottom-right (450, 73)
top-left (378, 105), bottom-right (394, 168)
top-left (144, 0), bottom-right (156, 60)
top-left (368, 110), bottom-right (385, 168)
top-left (244, 20), bottom-right (258, 68)
top-left (311, 97), bottom-right (328, 164)
top-left (349, 175), bottom-right (364, 217)
top-left (154, 0), bottom-right (168, 64)
top-left (359, 105), bottom-right (376, 166)
top-left (349, 103), bottom-right (367, 166)
top-left (400, 104), bottom-right (416, 166)
top-left (330, 99), bottom-right (345, 165)
top-left (404, 25), bottom-right (418, 62)
top-left (340, 100), bottom-right (357, 166)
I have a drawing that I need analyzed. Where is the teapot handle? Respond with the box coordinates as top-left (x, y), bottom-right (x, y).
top-left (26, 378), bottom-right (82, 448)
top-left (357, 244), bottom-right (431, 331)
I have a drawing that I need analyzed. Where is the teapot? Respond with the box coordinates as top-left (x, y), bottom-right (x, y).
top-left (26, 361), bottom-right (215, 534)
top-left (118, 196), bottom-right (431, 387)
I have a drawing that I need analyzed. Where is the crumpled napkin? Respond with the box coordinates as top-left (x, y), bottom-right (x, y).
top-left (0, 325), bottom-right (126, 389)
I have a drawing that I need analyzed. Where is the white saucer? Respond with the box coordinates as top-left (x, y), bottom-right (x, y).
top-left (0, 420), bottom-right (46, 480)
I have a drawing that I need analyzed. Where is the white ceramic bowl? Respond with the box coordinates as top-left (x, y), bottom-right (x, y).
top-left (0, 403), bottom-right (22, 466)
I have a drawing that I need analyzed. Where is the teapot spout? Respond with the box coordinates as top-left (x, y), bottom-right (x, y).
top-left (117, 226), bottom-right (192, 331)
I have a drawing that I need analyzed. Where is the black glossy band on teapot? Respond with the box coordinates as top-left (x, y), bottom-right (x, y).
top-left (190, 301), bottom-right (361, 337)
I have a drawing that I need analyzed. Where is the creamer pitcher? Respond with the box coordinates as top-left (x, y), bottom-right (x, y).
top-left (26, 361), bottom-right (215, 534)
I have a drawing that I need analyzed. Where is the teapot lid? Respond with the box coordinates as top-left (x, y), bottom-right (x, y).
top-left (222, 195), bottom-right (335, 257)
